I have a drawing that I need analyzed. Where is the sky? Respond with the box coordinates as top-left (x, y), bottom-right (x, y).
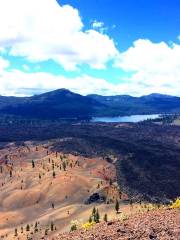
top-left (0, 0), bottom-right (180, 96)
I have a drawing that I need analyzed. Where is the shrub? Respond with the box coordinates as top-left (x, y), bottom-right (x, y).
top-left (118, 213), bottom-right (128, 222)
top-left (170, 197), bottom-right (180, 209)
top-left (70, 220), bottom-right (79, 232)
top-left (82, 221), bottom-right (95, 230)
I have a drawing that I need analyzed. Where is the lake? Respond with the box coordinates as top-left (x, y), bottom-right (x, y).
top-left (92, 114), bottom-right (160, 123)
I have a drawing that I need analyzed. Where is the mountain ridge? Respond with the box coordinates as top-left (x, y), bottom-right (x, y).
top-left (0, 89), bottom-right (180, 119)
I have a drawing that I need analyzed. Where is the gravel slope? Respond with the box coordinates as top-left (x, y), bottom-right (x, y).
top-left (58, 209), bottom-right (180, 240)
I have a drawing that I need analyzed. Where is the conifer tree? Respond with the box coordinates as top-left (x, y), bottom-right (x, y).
top-left (115, 199), bottom-right (120, 214)
top-left (26, 224), bottom-right (30, 231)
top-left (14, 228), bottom-right (18, 236)
top-left (34, 222), bottom-right (38, 232)
top-left (62, 162), bottom-right (66, 171)
top-left (45, 228), bottom-right (48, 235)
top-left (50, 222), bottom-right (54, 231)
top-left (32, 160), bottom-right (35, 168)
top-left (94, 209), bottom-right (100, 223)
top-left (103, 213), bottom-right (108, 222)
top-left (89, 216), bottom-right (92, 223)
top-left (92, 207), bottom-right (96, 217)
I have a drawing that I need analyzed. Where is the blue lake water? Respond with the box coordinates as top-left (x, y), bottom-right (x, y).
top-left (92, 114), bottom-right (160, 123)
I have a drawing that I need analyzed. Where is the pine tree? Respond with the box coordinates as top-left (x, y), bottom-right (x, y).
top-left (94, 209), bottom-right (100, 223)
top-left (53, 171), bottom-right (56, 178)
top-left (50, 222), bottom-right (54, 231)
top-left (115, 199), bottom-right (119, 214)
top-left (89, 216), bottom-right (92, 223)
top-left (92, 207), bottom-right (96, 217)
top-left (130, 199), bottom-right (133, 207)
top-left (14, 228), bottom-right (18, 236)
top-left (34, 222), bottom-right (38, 232)
top-left (10, 170), bottom-right (12, 177)
top-left (32, 160), bottom-right (35, 168)
top-left (103, 213), bottom-right (108, 222)
top-left (62, 161), bottom-right (66, 171)
top-left (26, 224), bottom-right (30, 231)
top-left (52, 163), bottom-right (55, 170)
top-left (45, 228), bottom-right (48, 235)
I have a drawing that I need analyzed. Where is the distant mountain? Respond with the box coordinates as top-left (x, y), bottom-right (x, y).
top-left (0, 89), bottom-right (103, 120)
top-left (0, 89), bottom-right (180, 119)
top-left (88, 93), bottom-right (180, 116)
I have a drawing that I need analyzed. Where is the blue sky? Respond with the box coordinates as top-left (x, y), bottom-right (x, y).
top-left (60, 0), bottom-right (180, 50)
top-left (0, 0), bottom-right (179, 96)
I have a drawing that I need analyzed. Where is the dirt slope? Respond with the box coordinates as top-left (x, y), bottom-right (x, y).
top-left (0, 141), bottom-right (125, 239)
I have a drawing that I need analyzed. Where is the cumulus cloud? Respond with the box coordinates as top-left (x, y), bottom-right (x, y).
top-left (0, 56), bottom-right (9, 71)
top-left (0, 0), bottom-right (179, 97)
top-left (0, 67), bottom-right (115, 96)
top-left (0, 55), bottom-right (144, 97)
top-left (115, 39), bottom-right (180, 96)
top-left (0, 0), bottom-right (118, 70)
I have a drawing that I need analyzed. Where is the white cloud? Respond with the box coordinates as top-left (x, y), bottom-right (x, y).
top-left (0, 0), bottom-right (118, 70)
top-left (115, 39), bottom-right (180, 96)
top-left (92, 20), bottom-right (104, 29)
top-left (0, 0), bottom-right (179, 97)
top-left (0, 67), bottom-right (115, 96)
top-left (92, 20), bottom-right (108, 34)
top-left (22, 64), bottom-right (30, 71)
top-left (0, 63), bottom-right (179, 97)
top-left (0, 56), bottom-right (9, 71)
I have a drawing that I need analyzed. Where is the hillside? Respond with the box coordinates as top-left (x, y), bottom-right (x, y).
top-left (0, 138), bottom-right (179, 239)
top-left (0, 89), bottom-right (180, 119)
top-left (0, 122), bottom-right (179, 239)
top-left (0, 141), bottom-right (121, 239)
top-left (58, 208), bottom-right (180, 240)
top-left (0, 120), bottom-right (179, 202)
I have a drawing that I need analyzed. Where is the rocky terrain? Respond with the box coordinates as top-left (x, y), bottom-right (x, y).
top-left (58, 208), bottom-right (180, 240)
